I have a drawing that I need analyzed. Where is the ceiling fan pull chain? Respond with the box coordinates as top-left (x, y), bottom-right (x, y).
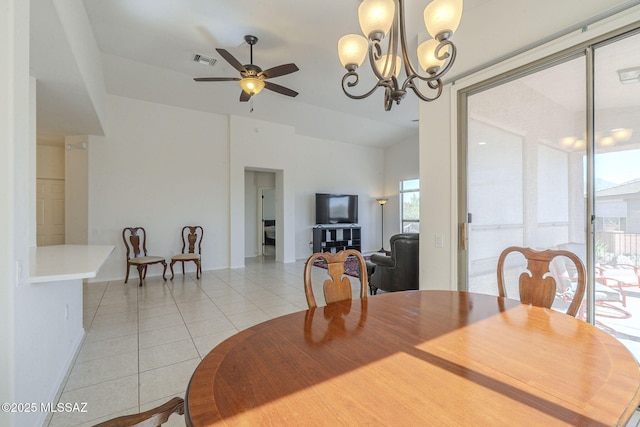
top-left (250, 96), bottom-right (254, 113)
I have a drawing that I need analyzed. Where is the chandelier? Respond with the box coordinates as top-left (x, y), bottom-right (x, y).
top-left (337, 0), bottom-right (463, 111)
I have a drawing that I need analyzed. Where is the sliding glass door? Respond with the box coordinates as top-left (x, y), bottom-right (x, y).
top-left (465, 55), bottom-right (587, 304)
top-left (593, 31), bottom-right (640, 354)
top-left (462, 28), bottom-right (640, 357)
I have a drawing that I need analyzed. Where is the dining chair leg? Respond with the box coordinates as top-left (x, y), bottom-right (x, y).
top-left (137, 265), bottom-right (145, 287)
top-left (182, 261), bottom-right (185, 276)
top-left (124, 263), bottom-right (130, 284)
top-left (161, 261), bottom-right (167, 280)
top-left (170, 260), bottom-right (176, 280)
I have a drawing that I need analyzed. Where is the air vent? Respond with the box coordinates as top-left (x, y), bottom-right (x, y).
top-left (618, 67), bottom-right (640, 84)
top-left (193, 54), bottom-right (217, 66)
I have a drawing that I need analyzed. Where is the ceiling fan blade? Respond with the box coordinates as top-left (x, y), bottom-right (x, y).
top-left (216, 48), bottom-right (245, 72)
top-left (260, 63), bottom-right (299, 79)
top-left (264, 81), bottom-right (298, 97)
top-left (194, 77), bottom-right (240, 82)
top-left (240, 90), bottom-right (251, 102)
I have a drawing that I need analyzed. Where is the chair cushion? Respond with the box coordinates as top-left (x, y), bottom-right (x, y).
top-left (171, 253), bottom-right (200, 261)
top-left (129, 256), bottom-right (165, 264)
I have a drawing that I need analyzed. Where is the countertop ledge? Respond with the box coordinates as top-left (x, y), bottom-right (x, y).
top-left (29, 245), bottom-right (115, 283)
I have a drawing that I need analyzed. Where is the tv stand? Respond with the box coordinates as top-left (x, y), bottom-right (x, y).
top-left (312, 224), bottom-right (361, 253)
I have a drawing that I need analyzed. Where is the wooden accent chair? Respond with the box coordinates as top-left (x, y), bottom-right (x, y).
top-left (497, 246), bottom-right (586, 317)
top-left (92, 397), bottom-right (183, 426)
top-left (304, 249), bottom-right (368, 309)
top-left (122, 227), bottom-right (167, 287)
top-left (170, 225), bottom-right (203, 280)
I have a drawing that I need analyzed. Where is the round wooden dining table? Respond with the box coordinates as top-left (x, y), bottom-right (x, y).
top-left (185, 290), bottom-right (640, 426)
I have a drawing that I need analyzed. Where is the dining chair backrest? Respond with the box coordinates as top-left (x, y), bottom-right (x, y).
top-left (92, 397), bottom-right (184, 427)
top-left (123, 226), bottom-right (149, 259)
top-left (496, 246), bottom-right (586, 317)
top-left (181, 225), bottom-right (203, 255)
top-left (304, 249), bottom-right (368, 309)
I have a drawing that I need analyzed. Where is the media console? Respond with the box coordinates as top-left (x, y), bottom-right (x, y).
top-left (312, 224), bottom-right (361, 253)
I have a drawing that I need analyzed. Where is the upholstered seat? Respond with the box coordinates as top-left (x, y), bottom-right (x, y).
top-left (171, 253), bottom-right (199, 261)
top-left (128, 256), bottom-right (166, 265)
top-left (369, 233), bottom-right (419, 295)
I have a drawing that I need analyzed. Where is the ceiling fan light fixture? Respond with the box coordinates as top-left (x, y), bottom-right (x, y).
top-left (239, 77), bottom-right (265, 96)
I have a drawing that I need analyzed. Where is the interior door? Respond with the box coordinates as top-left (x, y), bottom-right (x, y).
top-left (36, 178), bottom-right (65, 246)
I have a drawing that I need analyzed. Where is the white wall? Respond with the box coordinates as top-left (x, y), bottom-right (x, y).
top-left (36, 145), bottom-right (65, 179)
top-left (89, 95), bottom-right (230, 281)
top-left (293, 134), bottom-right (385, 258)
top-left (1, 1), bottom-right (30, 425)
top-left (65, 135), bottom-right (88, 244)
top-left (51, 0), bottom-right (106, 131)
top-left (383, 135), bottom-right (419, 245)
top-left (87, 95), bottom-right (387, 279)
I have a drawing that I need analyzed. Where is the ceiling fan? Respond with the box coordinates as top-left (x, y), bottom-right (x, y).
top-left (194, 35), bottom-right (299, 102)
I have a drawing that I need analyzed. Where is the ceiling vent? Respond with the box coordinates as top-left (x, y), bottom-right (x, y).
top-left (193, 54), bottom-right (217, 66)
top-left (617, 67), bottom-right (640, 84)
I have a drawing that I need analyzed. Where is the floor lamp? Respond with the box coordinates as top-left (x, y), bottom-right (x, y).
top-left (376, 198), bottom-right (388, 252)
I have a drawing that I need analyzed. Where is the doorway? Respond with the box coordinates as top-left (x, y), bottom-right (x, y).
top-left (244, 170), bottom-right (277, 259)
top-left (261, 188), bottom-right (276, 256)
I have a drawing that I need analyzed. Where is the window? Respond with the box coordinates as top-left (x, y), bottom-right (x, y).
top-left (400, 179), bottom-right (419, 233)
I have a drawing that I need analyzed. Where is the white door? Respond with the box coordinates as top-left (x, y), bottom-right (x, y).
top-left (36, 178), bottom-right (65, 246)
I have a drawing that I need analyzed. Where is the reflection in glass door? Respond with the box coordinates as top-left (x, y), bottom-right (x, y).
top-left (466, 56), bottom-right (587, 310)
top-left (593, 32), bottom-right (640, 356)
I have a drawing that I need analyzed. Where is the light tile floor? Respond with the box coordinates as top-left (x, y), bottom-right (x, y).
top-left (45, 256), bottom-right (640, 426)
top-left (47, 256), bottom-right (313, 426)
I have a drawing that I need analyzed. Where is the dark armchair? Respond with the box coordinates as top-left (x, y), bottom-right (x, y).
top-left (369, 233), bottom-right (419, 295)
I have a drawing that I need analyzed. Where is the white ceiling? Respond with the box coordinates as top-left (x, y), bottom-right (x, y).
top-left (30, 0), bottom-right (639, 148)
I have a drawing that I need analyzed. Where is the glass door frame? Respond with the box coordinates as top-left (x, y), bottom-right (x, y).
top-left (456, 23), bottom-right (640, 325)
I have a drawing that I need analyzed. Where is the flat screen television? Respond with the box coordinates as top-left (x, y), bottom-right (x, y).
top-left (315, 193), bottom-right (358, 224)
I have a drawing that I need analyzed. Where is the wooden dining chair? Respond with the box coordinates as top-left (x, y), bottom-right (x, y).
top-left (122, 227), bottom-right (167, 287)
top-left (497, 246), bottom-right (586, 317)
top-left (304, 249), bottom-right (368, 309)
top-left (170, 225), bottom-right (203, 279)
top-left (92, 397), bottom-right (184, 426)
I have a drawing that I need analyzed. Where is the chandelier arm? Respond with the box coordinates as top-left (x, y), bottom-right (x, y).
top-left (388, 4), bottom-right (399, 80)
top-left (406, 77), bottom-right (443, 102)
top-left (368, 40), bottom-right (387, 82)
top-left (397, 0), bottom-right (420, 79)
top-left (341, 71), bottom-right (390, 100)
